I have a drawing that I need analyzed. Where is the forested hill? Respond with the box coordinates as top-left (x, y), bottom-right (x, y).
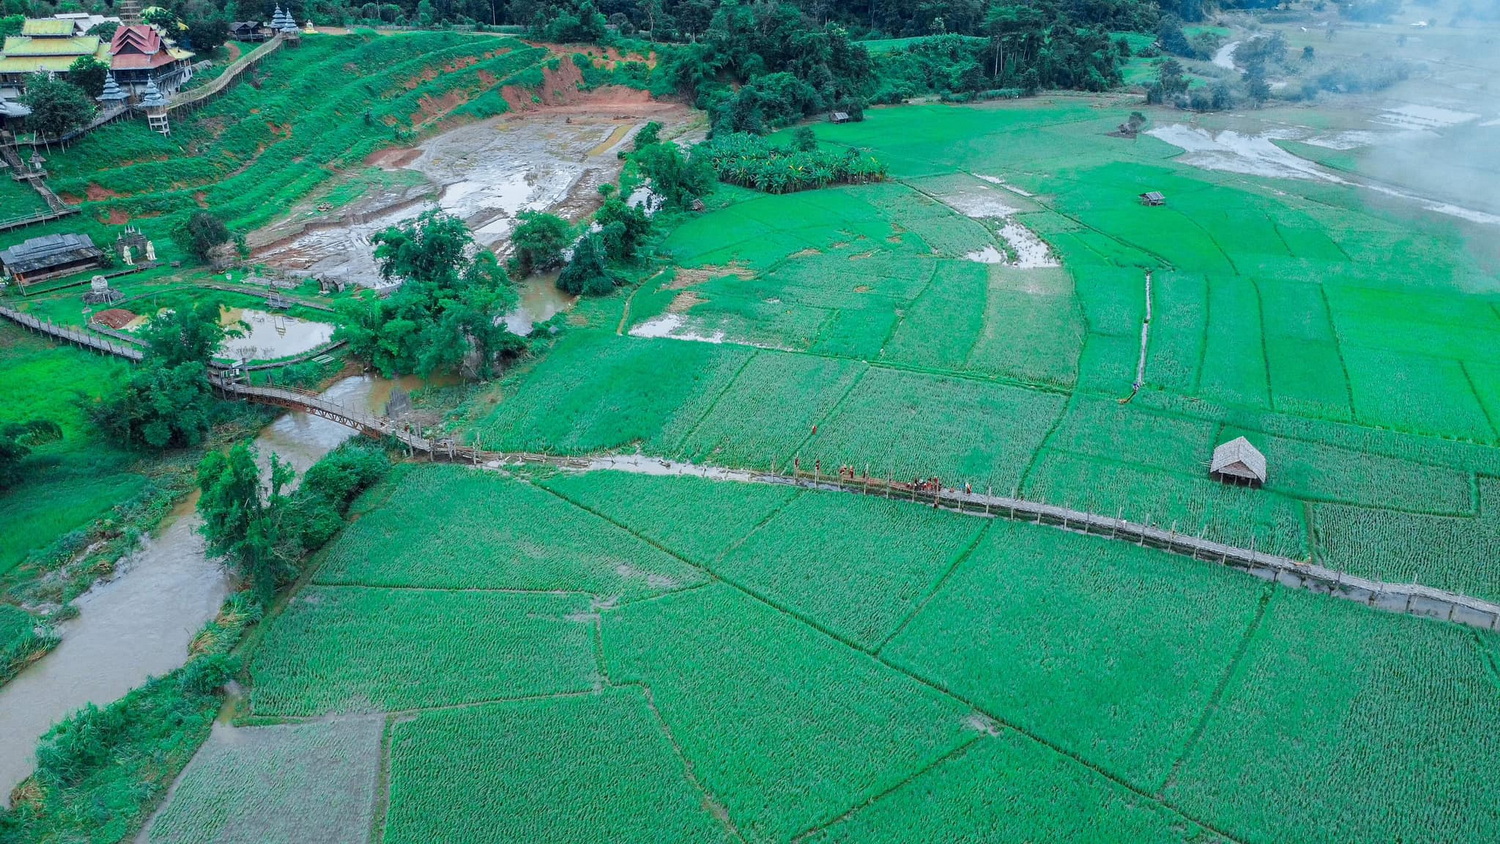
top-left (118, 0), bottom-right (1182, 113)
top-left (514, 0), bottom-right (1175, 130)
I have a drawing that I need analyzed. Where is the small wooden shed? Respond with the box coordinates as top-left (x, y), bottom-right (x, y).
top-left (1139, 191), bottom-right (1166, 206)
top-left (1210, 437), bottom-right (1267, 487)
top-left (830, 111), bottom-right (851, 124)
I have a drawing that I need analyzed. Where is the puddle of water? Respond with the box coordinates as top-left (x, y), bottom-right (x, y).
top-left (999, 223), bottom-right (1060, 268)
top-left (1213, 41), bottom-right (1240, 71)
top-left (502, 273), bottom-right (576, 335)
top-left (0, 497), bottom-right (226, 803)
top-left (219, 307), bottom-right (335, 363)
top-left (628, 312), bottom-right (728, 344)
top-left (0, 374), bottom-right (416, 803)
top-left (965, 245), bottom-right (1005, 264)
top-left (1147, 124), bottom-right (1500, 226)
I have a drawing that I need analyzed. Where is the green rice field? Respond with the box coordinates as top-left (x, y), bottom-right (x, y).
top-left (471, 97), bottom-right (1500, 600)
top-left (88, 58), bottom-right (1500, 842)
top-left (207, 465), bottom-right (1500, 843)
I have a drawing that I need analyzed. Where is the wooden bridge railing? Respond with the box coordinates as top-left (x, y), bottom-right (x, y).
top-left (0, 305), bottom-right (143, 361)
top-left (169, 36), bottom-right (284, 112)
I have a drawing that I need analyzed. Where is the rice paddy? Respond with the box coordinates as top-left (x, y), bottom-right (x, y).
top-left (28, 27), bottom-right (1500, 840)
top-left (220, 466), bottom-right (1500, 842)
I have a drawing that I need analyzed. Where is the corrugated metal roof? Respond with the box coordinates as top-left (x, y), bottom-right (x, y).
top-left (21, 19), bottom-right (76, 37)
top-left (0, 55), bottom-right (81, 73)
top-left (1, 34), bottom-right (102, 57)
top-left (0, 233), bottom-right (104, 275)
top-left (1211, 436), bottom-right (1267, 482)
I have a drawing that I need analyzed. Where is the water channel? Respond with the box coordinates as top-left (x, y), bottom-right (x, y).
top-left (0, 374), bottom-right (414, 803)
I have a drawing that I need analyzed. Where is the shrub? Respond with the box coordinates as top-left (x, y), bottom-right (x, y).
top-left (697, 133), bottom-right (888, 194)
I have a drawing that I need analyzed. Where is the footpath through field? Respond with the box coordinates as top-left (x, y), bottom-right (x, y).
top-left (5, 303), bottom-right (1495, 632)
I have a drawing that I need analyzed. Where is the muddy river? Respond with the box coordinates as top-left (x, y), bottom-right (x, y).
top-left (0, 374), bottom-right (414, 803)
top-left (504, 273), bottom-right (576, 335)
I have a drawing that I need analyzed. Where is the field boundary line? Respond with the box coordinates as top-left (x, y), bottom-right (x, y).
top-left (609, 579), bottom-right (718, 608)
top-left (786, 365), bottom-right (870, 461)
top-left (1159, 583), bottom-right (1274, 796)
top-left (874, 520), bottom-right (992, 655)
top-left (1248, 277), bottom-right (1275, 410)
top-left (1473, 630), bottom-right (1500, 692)
top-left (1460, 361), bottom-right (1500, 442)
top-left (622, 681), bottom-right (747, 842)
top-left (592, 615), bottom-right (610, 685)
top-left (369, 713), bottom-right (396, 844)
top-left (304, 582), bottom-right (597, 596)
top-left (379, 689), bottom-right (600, 718)
top-left (712, 488), bottom-right (806, 564)
top-left (670, 349), bottom-right (761, 456)
top-left (1015, 392), bottom-right (1077, 492)
top-left (1316, 284), bottom-right (1357, 418)
top-left (788, 735), bottom-right (984, 843)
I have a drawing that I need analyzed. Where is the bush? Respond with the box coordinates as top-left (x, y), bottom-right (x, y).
top-left (556, 233), bottom-right (614, 296)
top-left (174, 211), bottom-right (232, 263)
top-left (508, 211), bottom-right (571, 276)
top-left (697, 133), bottom-right (888, 194)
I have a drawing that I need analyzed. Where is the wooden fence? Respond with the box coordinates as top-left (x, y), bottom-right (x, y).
top-left (169, 36), bottom-right (284, 112)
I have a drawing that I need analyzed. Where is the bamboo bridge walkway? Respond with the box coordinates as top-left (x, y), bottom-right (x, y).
top-left (169, 36), bottom-right (284, 112)
top-left (4, 303), bottom-right (1497, 632)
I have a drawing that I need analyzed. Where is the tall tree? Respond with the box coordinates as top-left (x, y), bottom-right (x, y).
top-left (197, 442), bottom-right (294, 604)
top-left (89, 300), bottom-right (234, 449)
top-left (67, 56), bottom-right (109, 99)
top-left (336, 210), bottom-right (522, 379)
top-left (21, 76), bottom-right (96, 140)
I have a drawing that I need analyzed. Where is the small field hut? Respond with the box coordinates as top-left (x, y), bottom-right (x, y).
top-left (1210, 437), bottom-right (1267, 487)
top-left (830, 111), bottom-right (851, 123)
top-left (1139, 191), bottom-right (1166, 206)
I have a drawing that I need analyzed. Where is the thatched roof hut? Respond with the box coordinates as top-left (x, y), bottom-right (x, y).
top-left (1139, 191), bottom-right (1166, 206)
top-left (1210, 437), bottom-right (1267, 486)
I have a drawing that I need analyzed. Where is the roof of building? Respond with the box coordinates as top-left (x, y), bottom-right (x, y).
top-left (98, 71), bottom-right (127, 102)
top-left (53, 13), bottom-right (122, 35)
top-left (21, 19), bottom-right (77, 37)
top-left (0, 96), bottom-right (30, 118)
top-left (109, 24), bottom-right (191, 70)
top-left (1211, 436), bottom-right (1267, 482)
top-left (1, 33), bottom-right (103, 57)
top-left (138, 77), bottom-right (166, 106)
top-left (1141, 191), bottom-right (1165, 201)
top-left (230, 20), bottom-right (264, 31)
top-left (0, 233), bottom-right (105, 275)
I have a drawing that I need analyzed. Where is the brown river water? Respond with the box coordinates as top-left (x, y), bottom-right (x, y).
top-left (0, 374), bottom-right (420, 803)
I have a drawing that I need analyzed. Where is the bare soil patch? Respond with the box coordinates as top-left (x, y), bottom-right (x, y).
top-left (365, 148), bottom-right (423, 169)
top-left (86, 184), bottom-right (123, 202)
top-left (666, 264), bottom-right (754, 290)
top-left (668, 290), bottom-right (703, 313)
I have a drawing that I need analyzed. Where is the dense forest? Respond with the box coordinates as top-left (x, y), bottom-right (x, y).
top-left (3, 0), bottom-right (1462, 125)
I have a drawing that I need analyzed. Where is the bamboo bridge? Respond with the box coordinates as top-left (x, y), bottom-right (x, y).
top-left (4, 303), bottom-right (1498, 632)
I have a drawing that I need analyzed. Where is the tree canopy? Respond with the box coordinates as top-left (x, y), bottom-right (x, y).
top-left (21, 76), bottom-right (96, 140)
top-left (89, 300), bottom-right (234, 449)
top-left (336, 209), bottom-right (523, 379)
